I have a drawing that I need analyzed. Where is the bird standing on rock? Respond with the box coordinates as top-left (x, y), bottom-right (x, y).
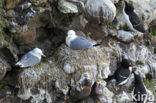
top-left (16, 48), bottom-right (46, 68)
top-left (123, 1), bottom-right (146, 33)
top-left (114, 59), bottom-right (132, 85)
top-left (132, 72), bottom-right (147, 103)
top-left (66, 30), bottom-right (100, 50)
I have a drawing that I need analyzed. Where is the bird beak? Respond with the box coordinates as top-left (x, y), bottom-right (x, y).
top-left (42, 54), bottom-right (46, 57)
top-left (66, 35), bottom-right (70, 39)
top-left (129, 67), bottom-right (132, 72)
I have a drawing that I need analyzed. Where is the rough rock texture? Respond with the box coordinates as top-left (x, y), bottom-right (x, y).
top-left (0, 0), bottom-right (156, 103)
top-left (85, 0), bottom-right (116, 24)
top-left (130, 0), bottom-right (156, 29)
top-left (57, 0), bottom-right (79, 14)
top-left (16, 44), bottom-right (111, 102)
top-left (117, 30), bottom-right (134, 42)
top-left (0, 58), bottom-right (11, 80)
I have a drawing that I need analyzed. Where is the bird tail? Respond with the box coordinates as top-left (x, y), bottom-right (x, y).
top-left (15, 62), bottom-right (20, 66)
top-left (93, 43), bottom-right (100, 47)
top-left (15, 62), bottom-right (22, 67)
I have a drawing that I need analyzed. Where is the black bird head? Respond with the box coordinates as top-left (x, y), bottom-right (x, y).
top-left (121, 59), bottom-right (132, 68)
top-left (124, 1), bottom-right (134, 14)
top-left (134, 73), bottom-right (142, 84)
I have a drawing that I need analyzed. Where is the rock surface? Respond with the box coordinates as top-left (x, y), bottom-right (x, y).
top-left (0, 0), bottom-right (156, 103)
top-left (85, 0), bottom-right (116, 24)
top-left (117, 30), bottom-right (134, 42)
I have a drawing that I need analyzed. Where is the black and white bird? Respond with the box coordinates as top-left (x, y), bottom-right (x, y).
top-left (66, 30), bottom-right (100, 50)
top-left (132, 72), bottom-right (147, 103)
top-left (16, 48), bottom-right (46, 68)
top-left (123, 1), bottom-right (146, 33)
top-left (115, 59), bottom-right (132, 85)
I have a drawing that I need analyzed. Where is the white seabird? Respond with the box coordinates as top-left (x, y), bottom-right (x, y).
top-left (16, 48), bottom-right (46, 68)
top-left (66, 30), bottom-right (99, 50)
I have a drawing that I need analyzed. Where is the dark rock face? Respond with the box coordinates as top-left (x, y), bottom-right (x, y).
top-left (0, 0), bottom-right (156, 103)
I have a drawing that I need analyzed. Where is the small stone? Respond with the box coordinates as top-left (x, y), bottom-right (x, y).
top-left (136, 46), bottom-right (149, 63)
top-left (117, 30), bottom-right (134, 42)
top-left (0, 58), bottom-right (11, 80)
top-left (108, 29), bottom-right (117, 37)
top-left (63, 63), bottom-right (75, 74)
top-left (57, 0), bottom-right (78, 14)
top-left (6, 10), bottom-right (15, 18)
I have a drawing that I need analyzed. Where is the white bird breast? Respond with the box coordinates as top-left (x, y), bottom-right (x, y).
top-left (123, 8), bottom-right (134, 31)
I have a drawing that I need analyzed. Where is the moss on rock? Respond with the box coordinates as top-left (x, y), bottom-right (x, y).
top-left (144, 79), bottom-right (156, 92)
top-left (0, 17), bottom-right (8, 38)
top-left (150, 25), bottom-right (156, 36)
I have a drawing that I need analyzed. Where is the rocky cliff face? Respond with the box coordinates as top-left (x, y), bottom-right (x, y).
top-left (0, 0), bottom-right (156, 103)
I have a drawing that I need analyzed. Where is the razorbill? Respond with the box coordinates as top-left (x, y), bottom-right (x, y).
top-left (123, 1), bottom-right (146, 33)
top-left (16, 48), bottom-right (46, 68)
top-left (115, 59), bottom-right (132, 85)
top-left (132, 72), bottom-right (147, 103)
top-left (66, 30), bottom-right (100, 50)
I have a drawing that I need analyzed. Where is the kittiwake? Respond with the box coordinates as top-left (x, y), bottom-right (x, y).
top-left (66, 30), bottom-right (100, 50)
top-left (16, 48), bottom-right (46, 68)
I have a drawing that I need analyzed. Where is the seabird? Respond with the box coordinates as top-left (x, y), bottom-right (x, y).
top-left (123, 1), bottom-right (146, 33)
top-left (115, 59), bottom-right (132, 85)
top-left (16, 48), bottom-right (46, 68)
top-left (132, 72), bottom-right (147, 103)
top-left (66, 30), bottom-right (99, 50)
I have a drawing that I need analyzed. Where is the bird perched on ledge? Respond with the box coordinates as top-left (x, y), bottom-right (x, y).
top-left (16, 48), bottom-right (46, 68)
top-left (123, 1), bottom-right (146, 33)
top-left (115, 59), bottom-right (132, 85)
top-left (132, 72), bottom-right (147, 103)
top-left (66, 30), bottom-right (100, 50)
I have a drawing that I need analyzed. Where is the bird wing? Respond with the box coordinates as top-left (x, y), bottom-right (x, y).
top-left (115, 67), bottom-right (130, 85)
top-left (129, 12), bottom-right (140, 26)
top-left (70, 36), bottom-right (93, 50)
top-left (16, 53), bottom-right (40, 67)
top-left (129, 12), bottom-right (145, 33)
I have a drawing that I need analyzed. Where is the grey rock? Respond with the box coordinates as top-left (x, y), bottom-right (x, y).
top-left (0, 58), bottom-right (11, 80)
top-left (6, 10), bottom-right (15, 18)
top-left (94, 80), bottom-right (114, 103)
top-left (85, 0), bottom-right (116, 24)
top-left (116, 91), bottom-right (131, 103)
top-left (57, 0), bottom-right (79, 14)
top-left (136, 45), bottom-right (149, 63)
top-left (117, 30), bottom-right (134, 42)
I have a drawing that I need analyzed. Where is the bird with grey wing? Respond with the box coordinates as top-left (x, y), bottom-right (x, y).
top-left (65, 30), bottom-right (100, 50)
top-left (16, 48), bottom-right (46, 68)
top-left (123, 1), bottom-right (146, 33)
